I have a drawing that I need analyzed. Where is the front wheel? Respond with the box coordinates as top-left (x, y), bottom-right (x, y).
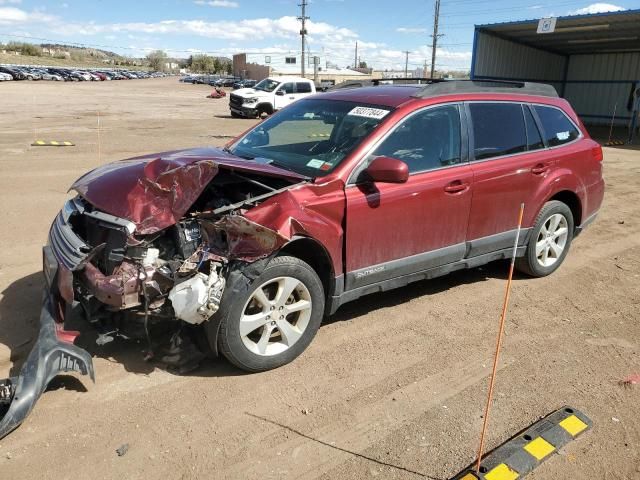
top-left (212, 256), bottom-right (325, 372)
top-left (516, 200), bottom-right (574, 277)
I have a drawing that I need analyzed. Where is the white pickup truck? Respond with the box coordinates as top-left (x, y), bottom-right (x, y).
top-left (229, 76), bottom-right (316, 118)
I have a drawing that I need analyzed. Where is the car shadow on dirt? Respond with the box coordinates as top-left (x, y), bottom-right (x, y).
top-left (0, 261), bottom-right (516, 382)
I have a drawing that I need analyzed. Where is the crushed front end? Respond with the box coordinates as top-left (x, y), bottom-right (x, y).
top-left (0, 150), bottom-right (306, 440)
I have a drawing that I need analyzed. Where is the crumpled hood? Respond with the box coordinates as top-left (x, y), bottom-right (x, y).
top-left (71, 147), bottom-right (306, 235)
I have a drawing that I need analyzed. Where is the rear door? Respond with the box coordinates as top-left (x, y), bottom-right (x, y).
top-left (344, 103), bottom-right (473, 290)
top-left (465, 102), bottom-right (548, 256)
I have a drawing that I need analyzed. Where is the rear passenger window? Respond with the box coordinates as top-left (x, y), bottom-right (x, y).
top-left (296, 82), bottom-right (312, 93)
top-left (371, 104), bottom-right (461, 174)
top-left (523, 105), bottom-right (544, 151)
top-left (281, 82), bottom-right (295, 94)
top-left (469, 103), bottom-right (526, 160)
top-left (534, 105), bottom-right (580, 147)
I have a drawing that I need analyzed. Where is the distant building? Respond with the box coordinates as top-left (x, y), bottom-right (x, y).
top-left (233, 52), bottom-right (371, 85)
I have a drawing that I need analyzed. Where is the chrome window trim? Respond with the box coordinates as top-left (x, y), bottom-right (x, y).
top-left (346, 101), bottom-right (466, 186)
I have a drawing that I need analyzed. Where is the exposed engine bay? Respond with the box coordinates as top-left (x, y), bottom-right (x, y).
top-left (56, 169), bottom-right (301, 372)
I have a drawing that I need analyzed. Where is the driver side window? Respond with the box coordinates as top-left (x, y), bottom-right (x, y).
top-left (370, 104), bottom-right (462, 174)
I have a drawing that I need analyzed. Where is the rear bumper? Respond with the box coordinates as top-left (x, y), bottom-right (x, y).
top-left (0, 247), bottom-right (95, 440)
top-left (574, 209), bottom-right (599, 237)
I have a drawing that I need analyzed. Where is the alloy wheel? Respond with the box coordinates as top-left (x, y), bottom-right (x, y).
top-left (536, 213), bottom-right (569, 267)
top-left (240, 276), bottom-right (312, 356)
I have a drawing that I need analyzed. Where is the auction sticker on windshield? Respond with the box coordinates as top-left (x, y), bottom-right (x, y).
top-left (347, 106), bottom-right (390, 120)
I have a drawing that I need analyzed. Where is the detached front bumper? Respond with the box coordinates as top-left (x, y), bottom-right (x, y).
top-left (0, 247), bottom-right (95, 440)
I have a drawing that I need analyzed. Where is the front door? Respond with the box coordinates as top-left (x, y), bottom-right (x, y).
top-left (344, 104), bottom-right (473, 290)
top-left (274, 82), bottom-right (296, 110)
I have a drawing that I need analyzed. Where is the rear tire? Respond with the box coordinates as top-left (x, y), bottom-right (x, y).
top-left (516, 200), bottom-right (574, 277)
top-left (211, 256), bottom-right (324, 372)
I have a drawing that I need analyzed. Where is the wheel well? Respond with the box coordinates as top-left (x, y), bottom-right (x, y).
top-left (549, 190), bottom-right (582, 227)
top-left (257, 103), bottom-right (274, 115)
top-left (278, 237), bottom-right (334, 298)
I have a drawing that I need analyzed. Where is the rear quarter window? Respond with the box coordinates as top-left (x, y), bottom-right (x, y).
top-left (534, 105), bottom-right (580, 147)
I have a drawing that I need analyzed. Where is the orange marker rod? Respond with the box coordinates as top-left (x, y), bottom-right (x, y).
top-left (475, 202), bottom-right (525, 474)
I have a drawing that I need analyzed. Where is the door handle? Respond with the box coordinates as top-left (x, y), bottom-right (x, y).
top-left (531, 163), bottom-right (549, 175)
top-left (444, 180), bottom-right (469, 193)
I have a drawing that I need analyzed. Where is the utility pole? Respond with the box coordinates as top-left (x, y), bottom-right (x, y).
top-left (403, 50), bottom-right (410, 78)
top-left (354, 41), bottom-right (358, 69)
top-left (430, 0), bottom-right (443, 79)
top-left (298, 0), bottom-right (309, 77)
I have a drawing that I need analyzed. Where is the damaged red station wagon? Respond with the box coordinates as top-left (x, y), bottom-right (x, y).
top-left (0, 80), bottom-right (604, 438)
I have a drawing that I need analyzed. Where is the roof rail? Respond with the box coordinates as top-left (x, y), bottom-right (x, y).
top-left (412, 79), bottom-right (558, 98)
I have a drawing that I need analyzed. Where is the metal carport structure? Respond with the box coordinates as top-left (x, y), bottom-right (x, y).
top-left (470, 9), bottom-right (640, 130)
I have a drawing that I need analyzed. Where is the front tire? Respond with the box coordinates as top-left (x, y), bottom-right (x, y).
top-left (212, 256), bottom-right (325, 372)
top-left (516, 200), bottom-right (574, 277)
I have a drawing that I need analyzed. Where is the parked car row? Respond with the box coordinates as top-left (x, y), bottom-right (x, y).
top-left (180, 74), bottom-right (243, 87)
top-left (0, 65), bottom-right (169, 82)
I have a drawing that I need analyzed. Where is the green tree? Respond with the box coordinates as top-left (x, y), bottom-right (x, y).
top-left (147, 50), bottom-right (168, 72)
top-left (191, 54), bottom-right (216, 73)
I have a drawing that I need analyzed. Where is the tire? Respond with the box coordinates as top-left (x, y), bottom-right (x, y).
top-left (516, 200), bottom-right (574, 277)
top-left (257, 104), bottom-right (274, 119)
top-left (212, 256), bottom-right (325, 372)
top-left (230, 111), bottom-right (242, 118)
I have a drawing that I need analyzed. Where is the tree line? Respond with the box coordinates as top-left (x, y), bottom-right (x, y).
top-left (146, 50), bottom-right (232, 74)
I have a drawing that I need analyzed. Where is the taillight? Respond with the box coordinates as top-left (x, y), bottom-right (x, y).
top-left (591, 145), bottom-right (603, 162)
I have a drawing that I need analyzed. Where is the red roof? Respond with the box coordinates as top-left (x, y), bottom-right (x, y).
top-left (318, 85), bottom-right (422, 108)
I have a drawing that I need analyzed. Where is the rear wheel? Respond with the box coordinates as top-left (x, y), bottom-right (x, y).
top-left (516, 200), bottom-right (574, 277)
top-left (212, 256), bottom-right (324, 372)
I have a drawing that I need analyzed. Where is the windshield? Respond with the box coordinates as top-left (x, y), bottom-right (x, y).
top-left (230, 99), bottom-right (393, 177)
top-left (254, 79), bottom-right (281, 92)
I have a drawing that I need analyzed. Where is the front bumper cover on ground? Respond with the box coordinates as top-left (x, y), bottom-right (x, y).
top-left (0, 294), bottom-right (95, 440)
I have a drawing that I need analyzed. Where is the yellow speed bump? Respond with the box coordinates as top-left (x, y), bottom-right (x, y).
top-left (559, 415), bottom-right (588, 437)
top-left (484, 463), bottom-right (519, 480)
top-left (31, 140), bottom-right (75, 147)
top-left (452, 406), bottom-right (592, 480)
top-left (523, 437), bottom-right (555, 461)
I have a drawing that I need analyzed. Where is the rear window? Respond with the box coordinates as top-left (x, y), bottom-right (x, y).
top-left (296, 82), bottom-right (312, 93)
top-left (533, 105), bottom-right (580, 147)
top-left (469, 103), bottom-right (526, 160)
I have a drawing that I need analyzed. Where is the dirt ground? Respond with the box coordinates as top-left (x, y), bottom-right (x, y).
top-left (0, 78), bottom-right (638, 480)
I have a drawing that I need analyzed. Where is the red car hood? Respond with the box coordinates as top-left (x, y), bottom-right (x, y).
top-left (71, 147), bottom-right (306, 235)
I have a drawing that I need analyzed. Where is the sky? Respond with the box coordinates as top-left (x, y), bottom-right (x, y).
top-left (0, 0), bottom-right (637, 71)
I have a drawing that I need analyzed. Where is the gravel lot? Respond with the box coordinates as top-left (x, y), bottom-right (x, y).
top-left (0, 78), bottom-right (638, 480)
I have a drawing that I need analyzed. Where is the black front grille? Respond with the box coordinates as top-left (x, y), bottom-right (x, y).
top-left (230, 94), bottom-right (243, 107)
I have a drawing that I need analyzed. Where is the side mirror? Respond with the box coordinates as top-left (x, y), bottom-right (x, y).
top-left (364, 156), bottom-right (409, 184)
top-left (275, 90), bottom-right (285, 96)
